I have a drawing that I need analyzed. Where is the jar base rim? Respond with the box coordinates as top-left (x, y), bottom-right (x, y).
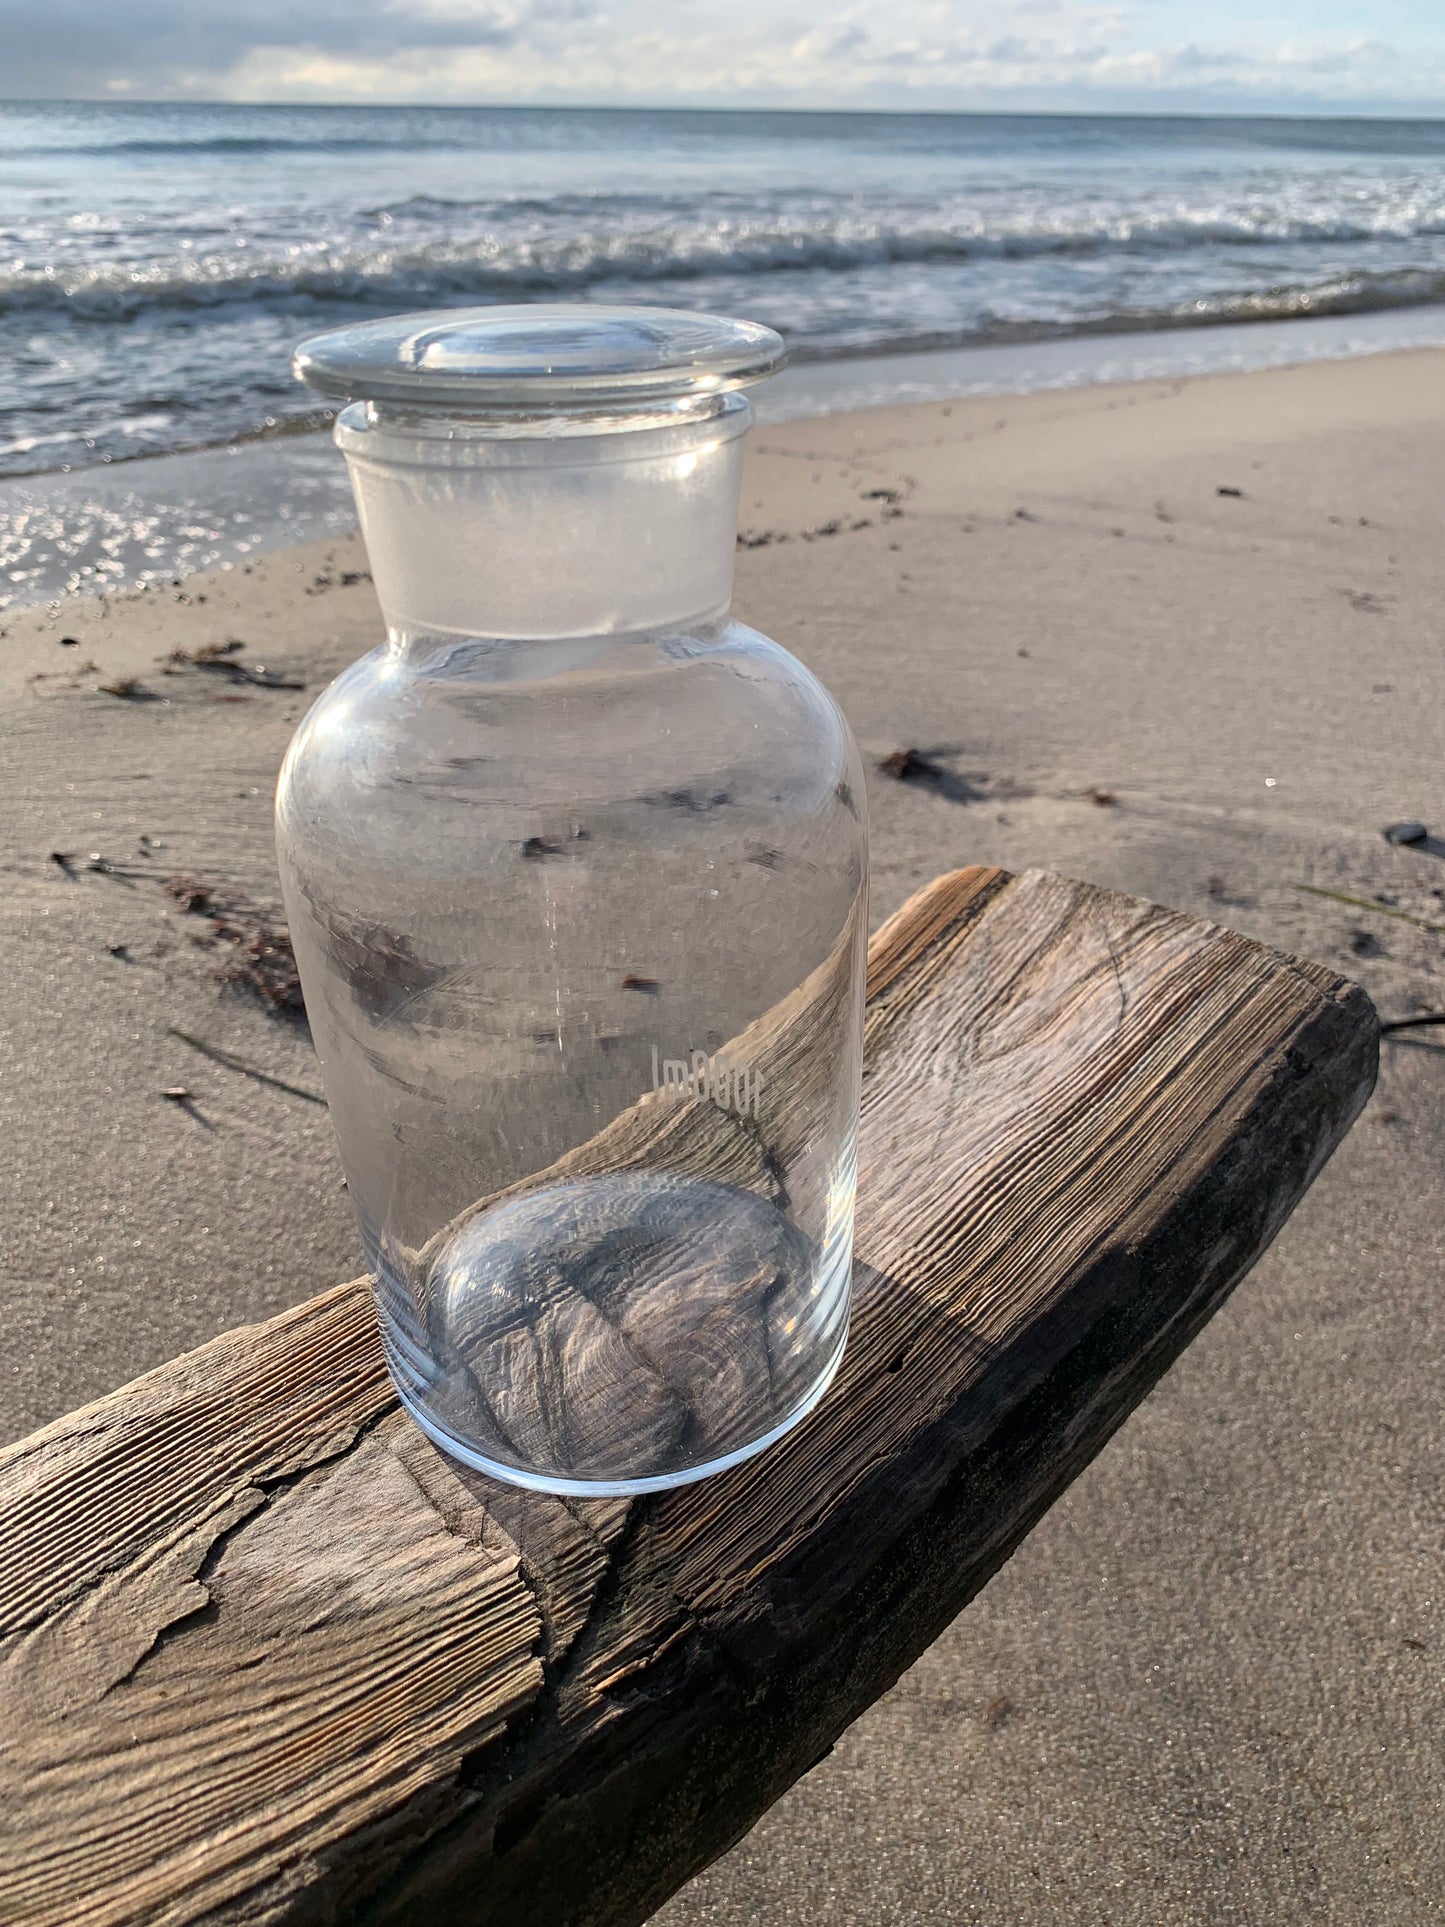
top-left (390, 1317), bottom-right (850, 1499)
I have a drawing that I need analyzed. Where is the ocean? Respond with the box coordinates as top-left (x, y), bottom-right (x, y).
top-left (6, 101), bottom-right (1445, 605)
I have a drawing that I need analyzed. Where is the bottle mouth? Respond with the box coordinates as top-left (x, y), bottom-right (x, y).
top-left (312, 307), bottom-right (763, 640)
top-left (334, 390), bottom-right (751, 469)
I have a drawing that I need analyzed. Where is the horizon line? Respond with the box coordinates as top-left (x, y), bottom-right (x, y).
top-left (5, 97), bottom-right (1445, 124)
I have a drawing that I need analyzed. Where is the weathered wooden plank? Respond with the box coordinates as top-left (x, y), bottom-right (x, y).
top-left (0, 868), bottom-right (1377, 1927)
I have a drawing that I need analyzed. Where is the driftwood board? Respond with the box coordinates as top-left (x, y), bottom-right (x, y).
top-left (0, 867), bottom-right (1377, 1927)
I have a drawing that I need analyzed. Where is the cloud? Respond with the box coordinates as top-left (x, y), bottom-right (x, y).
top-left (790, 22), bottom-right (870, 62)
top-left (0, 0), bottom-right (1438, 108)
top-left (1274, 35), bottom-right (1393, 75)
top-left (985, 35), bottom-right (1036, 62)
top-left (381, 0), bottom-right (595, 46)
top-left (1171, 44), bottom-right (1249, 72)
top-left (0, 0), bottom-right (600, 95)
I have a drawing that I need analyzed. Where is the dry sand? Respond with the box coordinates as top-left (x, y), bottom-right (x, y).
top-left (3, 347), bottom-right (1443, 1920)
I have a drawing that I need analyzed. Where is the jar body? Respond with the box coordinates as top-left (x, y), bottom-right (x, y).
top-left (277, 614), bottom-right (867, 1494)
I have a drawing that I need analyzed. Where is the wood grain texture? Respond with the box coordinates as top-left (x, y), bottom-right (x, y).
top-left (0, 868), bottom-right (1377, 1927)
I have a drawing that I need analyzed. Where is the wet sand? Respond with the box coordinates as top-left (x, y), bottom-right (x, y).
top-left (3, 347), bottom-right (1443, 1919)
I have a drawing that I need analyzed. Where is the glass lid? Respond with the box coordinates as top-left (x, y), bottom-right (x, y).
top-left (293, 304), bottom-right (786, 409)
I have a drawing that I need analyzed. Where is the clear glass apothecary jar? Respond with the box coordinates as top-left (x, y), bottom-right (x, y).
top-left (276, 305), bottom-right (868, 1495)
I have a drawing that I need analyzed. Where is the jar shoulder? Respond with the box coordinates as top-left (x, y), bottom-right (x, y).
top-left (277, 619), bottom-right (865, 833)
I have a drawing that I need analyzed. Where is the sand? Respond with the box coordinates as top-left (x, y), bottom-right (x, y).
top-left (3, 347), bottom-right (1442, 1919)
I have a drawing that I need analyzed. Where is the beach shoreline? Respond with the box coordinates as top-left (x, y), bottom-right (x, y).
top-left (9, 302), bottom-right (1445, 616)
top-left (4, 346), bottom-right (1442, 1919)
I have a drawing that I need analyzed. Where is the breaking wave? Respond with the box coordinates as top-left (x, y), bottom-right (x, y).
top-left (10, 203), bottom-right (1445, 323)
top-left (10, 103), bottom-right (1445, 479)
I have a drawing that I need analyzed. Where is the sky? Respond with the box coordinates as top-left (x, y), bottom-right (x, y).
top-left (4, 0), bottom-right (1445, 117)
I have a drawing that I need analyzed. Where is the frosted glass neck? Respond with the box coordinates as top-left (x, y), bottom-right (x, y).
top-left (334, 395), bottom-right (749, 644)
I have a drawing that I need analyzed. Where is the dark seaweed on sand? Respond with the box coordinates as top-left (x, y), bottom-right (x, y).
top-left (164, 874), bottom-right (306, 1018)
